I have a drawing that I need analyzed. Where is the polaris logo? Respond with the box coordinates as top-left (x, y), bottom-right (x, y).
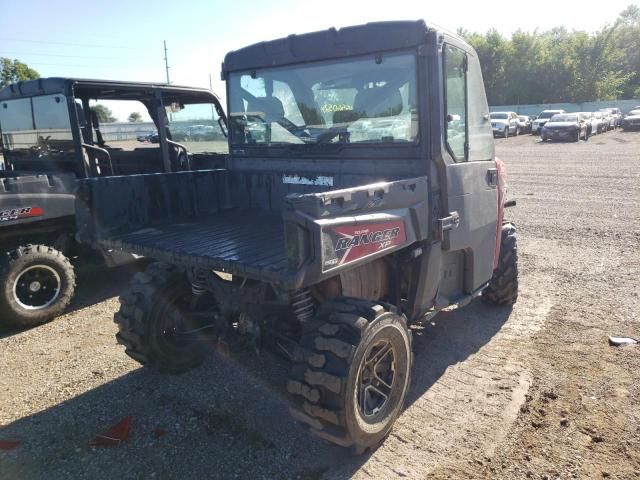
top-left (335, 227), bottom-right (400, 251)
top-left (0, 206), bottom-right (44, 222)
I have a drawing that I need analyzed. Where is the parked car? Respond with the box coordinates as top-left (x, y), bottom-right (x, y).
top-left (600, 108), bottom-right (617, 130)
top-left (531, 109), bottom-right (566, 134)
top-left (600, 111), bottom-right (615, 131)
top-left (490, 111), bottom-right (520, 138)
top-left (517, 115), bottom-right (533, 134)
top-left (541, 113), bottom-right (590, 142)
top-left (622, 109), bottom-right (640, 131)
top-left (577, 112), bottom-right (594, 137)
top-left (600, 108), bottom-right (622, 128)
top-left (590, 112), bottom-right (605, 134)
top-left (137, 131), bottom-right (158, 143)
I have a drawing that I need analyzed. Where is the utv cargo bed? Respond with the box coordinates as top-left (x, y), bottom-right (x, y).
top-left (77, 169), bottom-right (430, 288)
top-left (107, 211), bottom-right (288, 280)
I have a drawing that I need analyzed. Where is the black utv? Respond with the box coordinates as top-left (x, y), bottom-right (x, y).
top-left (0, 78), bottom-right (227, 327)
top-left (77, 21), bottom-right (518, 453)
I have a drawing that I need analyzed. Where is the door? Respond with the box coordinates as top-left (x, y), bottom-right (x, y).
top-left (442, 44), bottom-right (498, 293)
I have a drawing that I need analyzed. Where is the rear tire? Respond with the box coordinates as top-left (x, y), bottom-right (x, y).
top-left (115, 262), bottom-right (208, 373)
top-left (288, 298), bottom-right (412, 453)
top-left (0, 245), bottom-right (75, 328)
top-left (484, 223), bottom-right (518, 305)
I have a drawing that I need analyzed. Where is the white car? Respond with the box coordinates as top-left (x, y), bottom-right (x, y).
top-left (590, 112), bottom-right (605, 134)
top-left (490, 111), bottom-right (520, 138)
top-left (531, 109), bottom-right (566, 134)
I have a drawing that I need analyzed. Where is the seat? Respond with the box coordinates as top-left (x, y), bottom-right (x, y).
top-left (353, 86), bottom-right (403, 118)
top-left (246, 96), bottom-right (285, 123)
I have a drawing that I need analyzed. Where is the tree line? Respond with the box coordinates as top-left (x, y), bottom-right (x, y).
top-left (2, 5), bottom-right (639, 107)
top-left (460, 5), bottom-right (640, 106)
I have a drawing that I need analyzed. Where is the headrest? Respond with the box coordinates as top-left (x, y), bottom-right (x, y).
top-left (353, 86), bottom-right (403, 118)
top-left (246, 96), bottom-right (285, 123)
top-left (332, 109), bottom-right (360, 125)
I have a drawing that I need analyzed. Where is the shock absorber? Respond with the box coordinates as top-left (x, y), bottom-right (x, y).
top-left (190, 270), bottom-right (207, 297)
top-left (291, 288), bottom-right (315, 323)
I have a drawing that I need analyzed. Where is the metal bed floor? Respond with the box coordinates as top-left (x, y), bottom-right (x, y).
top-left (108, 210), bottom-right (288, 279)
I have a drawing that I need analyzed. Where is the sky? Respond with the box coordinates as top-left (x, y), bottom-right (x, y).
top-left (2, 0), bottom-right (637, 120)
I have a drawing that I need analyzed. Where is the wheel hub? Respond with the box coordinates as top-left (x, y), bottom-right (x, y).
top-left (13, 265), bottom-right (61, 310)
top-left (357, 339), bottom-right (397, 419)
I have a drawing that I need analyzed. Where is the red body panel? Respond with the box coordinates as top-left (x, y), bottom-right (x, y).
top-left (493, 158), bottom-right (507, 269)
top-left (327, 220), bottom-right (406, 269)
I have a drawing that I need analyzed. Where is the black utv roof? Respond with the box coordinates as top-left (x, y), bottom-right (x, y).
top-left (0, 77), bottom-right (220, 102)
top-left (222, 20), bottom-right (432, 77)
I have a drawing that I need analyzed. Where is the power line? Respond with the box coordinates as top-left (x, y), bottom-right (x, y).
top-left (0, 51), bottom-right (122, 60)
top-left (0, 37), bottom-right (143, 50)
top-left (16, 61), bottom-right (150, 69)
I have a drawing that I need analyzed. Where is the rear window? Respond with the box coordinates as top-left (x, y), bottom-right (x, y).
top-left (539, 111), bottom-right (561, 119)
top-left (550, 114), bottom-right (578, 122)
top-left (0, 94), bottom-right (74, 154)
top-left (490, 112), bottom-right (508, 120)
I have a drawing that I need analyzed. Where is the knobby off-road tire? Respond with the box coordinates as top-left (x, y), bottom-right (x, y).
top-left (288, 298), bottom-right (413, 453)
top-left (0, 245), bottom-right (75, 328)
top-left (115, 262), bottom-right (207, 374)
top-left (484, 223), bottom-right (518, 305)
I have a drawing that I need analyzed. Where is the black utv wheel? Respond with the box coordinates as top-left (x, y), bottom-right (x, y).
top-left (115, 262), bottom-right (208, 373)
top-left (0, 245), bottom-right (75, 328)
top-left (288, 298), bottom-right (413, 453)
top-left (484, 223), bottom-right (518, 305)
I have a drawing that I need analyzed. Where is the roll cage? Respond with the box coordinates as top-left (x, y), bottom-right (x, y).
top-left (0, 78), bottom-right (227, 178)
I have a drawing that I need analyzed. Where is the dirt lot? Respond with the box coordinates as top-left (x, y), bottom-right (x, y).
top-left (1, 130), bottom-right (639, 479)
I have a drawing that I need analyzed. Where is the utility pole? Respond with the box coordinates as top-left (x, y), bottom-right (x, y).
top-left (163, 40), bottom-right (170, 84)
top-left (209, 73), bottom-right (215, 120)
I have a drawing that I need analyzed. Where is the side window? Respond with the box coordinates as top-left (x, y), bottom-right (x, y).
top-left (444, 45), bottom-right (467, 161)
top-left (89, 99), bottom-right (154, 152)
top-left (166, 102), bottom-right (228, 154)
top-left (466, 53), bottom-right (494, 161)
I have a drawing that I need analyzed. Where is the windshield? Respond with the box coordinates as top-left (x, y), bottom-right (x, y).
top-left (490, 113), bottom-right (509, 120)
top-left (550, 114), bottom-right (578, 122)
top-left (539, 111), bottom-right (560, 119)
top-left (228, 51), bottom-right (418, 146)
top-left (518, 116), bottom-right (528, 121)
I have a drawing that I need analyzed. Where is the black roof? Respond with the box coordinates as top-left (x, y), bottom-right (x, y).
top-left (0, 77), bottom-right (219, 101)
top-left (222, 20), bottom-right (433, 77)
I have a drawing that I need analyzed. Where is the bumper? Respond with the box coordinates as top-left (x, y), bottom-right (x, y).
top-left (541, 129), bottom-right (578, 140)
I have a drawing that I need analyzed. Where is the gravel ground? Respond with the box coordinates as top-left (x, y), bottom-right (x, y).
top-left (1, 129), bottom-right (639, 479)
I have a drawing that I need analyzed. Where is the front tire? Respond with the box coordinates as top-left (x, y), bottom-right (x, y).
top-left (288, 298), bottom-right (412, 453)
top-left (0, 245), bottom-right (75, 328)
top-left (115, 262), bottom-right (208, 373)
top-left (503, 126), bottom-right (509, 138)
top-left (484, 223), bottom-right (518, 305)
